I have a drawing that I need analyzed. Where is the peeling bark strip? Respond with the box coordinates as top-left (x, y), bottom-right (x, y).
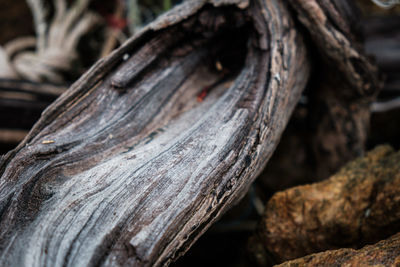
top-left (289, 0), bottom-right (380, 96)
top-left (0, 0), bottom-right (309, 266)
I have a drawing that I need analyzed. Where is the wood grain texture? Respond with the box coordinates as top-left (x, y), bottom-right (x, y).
top-left (0, 0), bottom-right (309, 266)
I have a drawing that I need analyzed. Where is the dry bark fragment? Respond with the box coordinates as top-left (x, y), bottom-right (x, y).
top-left (277, 232), bottom-right (400, 267)
top-left (257, 145), bottom-right (400, 263)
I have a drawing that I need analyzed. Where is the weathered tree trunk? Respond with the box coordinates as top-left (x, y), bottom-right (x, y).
top-left (0, 0), bottom-right (379, 266)
top-left (0, 0), bottom-right (309, 266)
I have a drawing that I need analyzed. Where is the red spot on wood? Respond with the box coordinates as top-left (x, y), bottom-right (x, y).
top-left (197, 87), bottom-right (209, 102)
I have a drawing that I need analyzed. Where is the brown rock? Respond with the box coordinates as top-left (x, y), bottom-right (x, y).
top-left (277, 232), bottom-right (400, 267)
top-left (258, 145), bottom-right (400, 262)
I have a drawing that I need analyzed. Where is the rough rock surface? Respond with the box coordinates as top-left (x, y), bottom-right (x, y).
top-left (277, 232), bottom-right (400, 267)
top-left (259, 145), bottom-right (400, 262)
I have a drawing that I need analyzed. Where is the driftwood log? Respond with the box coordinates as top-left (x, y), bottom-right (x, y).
top-left (0, 1), bottom-right (310, 266)
top-left (253, 145), bottom-right (400, 264)
top-left (0, 0), bottom-right (379, 266)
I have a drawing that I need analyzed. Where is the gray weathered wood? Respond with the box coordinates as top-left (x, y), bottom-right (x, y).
top-left (0, 0), bottom-right (379, 266)
top-left (0, 1), bottom-right (309, 265)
